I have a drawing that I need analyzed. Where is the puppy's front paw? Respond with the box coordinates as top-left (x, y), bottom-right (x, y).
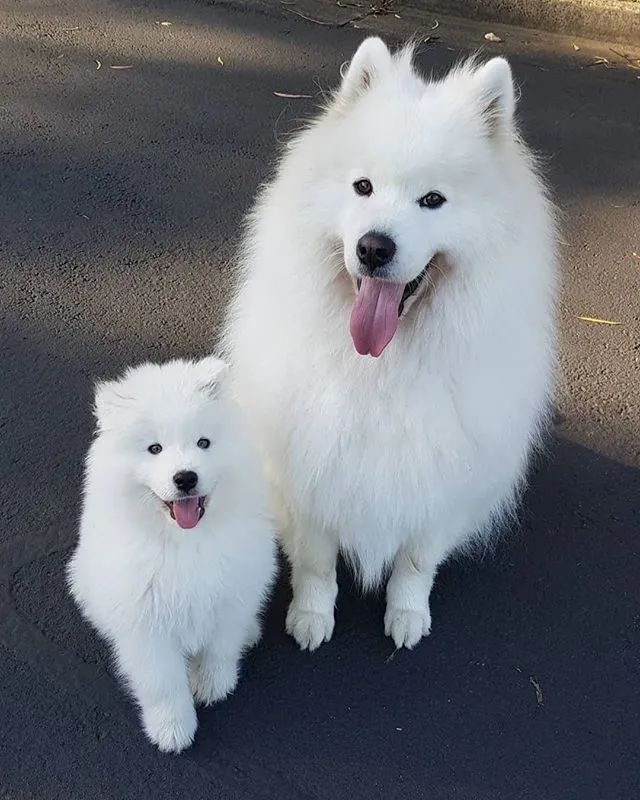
top-left (384, 607), bottom-right (431, 650)
top-left (142, 700), bottom-right (197, 753)
top-left (286, 603), bottom-right (334, 651)
top-left (191, 659), bottom-right (239, 706)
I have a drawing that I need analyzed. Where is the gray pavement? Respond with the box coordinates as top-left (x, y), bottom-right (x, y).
top-left (1, 1), bottom-right (639, 798)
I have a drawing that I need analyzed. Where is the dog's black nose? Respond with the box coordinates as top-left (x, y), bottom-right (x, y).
top-left (356, 231), bottom-right (396, 274)
top-left (173, 470), bottom-right (198, 493)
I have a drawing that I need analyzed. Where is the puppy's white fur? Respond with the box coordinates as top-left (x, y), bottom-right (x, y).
top-left (68, 358), bottom-right (276, 752)
top-left (224, 40), bottom-right (556, 651)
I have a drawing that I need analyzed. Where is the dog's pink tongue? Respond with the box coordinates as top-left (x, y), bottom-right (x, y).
top-left (350, 277), bottom-right (405, 357)
top-left (172, 497), bottom-right (201, 530)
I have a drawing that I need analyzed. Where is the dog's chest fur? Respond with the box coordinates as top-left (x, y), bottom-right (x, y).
top-left (243, 318), bottom-right (540, 583)
top-left (132, 536), bottom-right (226, 649)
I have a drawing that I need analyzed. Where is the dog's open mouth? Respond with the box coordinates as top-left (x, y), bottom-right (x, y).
top-left (398, 267), bottom-right (429, 316)
top-left (163, 496), bottom-right (206, 530)
top-left (350, 264), bottom-right (430, 358)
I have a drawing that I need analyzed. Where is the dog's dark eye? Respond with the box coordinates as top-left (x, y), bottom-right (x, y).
top-left (148, 443), bottom-right (162, 455)
top-left (353, 178), bottom-right (373, 197)
top-left (197, 438), bottom-right (210, 450)
top-left (418, 191), bottom-right (446, 209)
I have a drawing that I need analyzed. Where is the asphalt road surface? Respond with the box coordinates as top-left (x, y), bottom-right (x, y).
top-left (1, 1), bottom-right (639, 798)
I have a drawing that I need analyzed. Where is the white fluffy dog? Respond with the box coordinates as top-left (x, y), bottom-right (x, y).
top-left (225, 39), bottom-right (556, 652)
top-left (67, 358), bottom-right (276, 752)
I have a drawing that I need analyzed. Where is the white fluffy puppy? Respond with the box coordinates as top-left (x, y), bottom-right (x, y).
top-left (67, 358), bottom-right (276, 753)
top-left (225, 40), bottom-right (556, 651)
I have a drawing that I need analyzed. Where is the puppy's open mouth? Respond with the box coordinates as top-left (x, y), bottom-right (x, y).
top-left (162, 496), bottom-right (207, 530)
top-left (350, 262), bottom-right (432, 358)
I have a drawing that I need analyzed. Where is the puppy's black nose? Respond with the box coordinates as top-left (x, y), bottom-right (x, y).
top-left (356, 231), bottom-right (396, 274)
top-left (173, 470), bottom-right (198, 493)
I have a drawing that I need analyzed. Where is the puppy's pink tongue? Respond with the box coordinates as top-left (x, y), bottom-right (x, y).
top-left (350, 277), bottom-right (405, 357)
top-left (172, 497), bottom-right (201, 529)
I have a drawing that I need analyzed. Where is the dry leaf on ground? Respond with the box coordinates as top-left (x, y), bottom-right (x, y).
top-left (589, 57), bottom-right (612, 68)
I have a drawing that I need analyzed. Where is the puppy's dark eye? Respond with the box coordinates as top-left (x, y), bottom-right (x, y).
top-left (353, 178), bottom-right (373, 197)
top-left (418, 191), bottom-right (446, 209)
top-left (148, 443), bottom-right (162, 455)
top-left (197, 438), bottom-right (210, 450)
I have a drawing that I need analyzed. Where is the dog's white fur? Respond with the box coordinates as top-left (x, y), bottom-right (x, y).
top-left (67, 358), bottom-right (276, 752)
top-left (224, 39), bottom-right (556, 651)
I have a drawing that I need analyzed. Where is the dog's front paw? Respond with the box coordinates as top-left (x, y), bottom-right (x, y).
top-left (142, 700), bottom-right (197, 753)
top-left (191, 659), bottom-right (239, 706)
top-left (286, 603), bottom-right (334, 651)
top-left (384, 606), bottom-right (431, 650)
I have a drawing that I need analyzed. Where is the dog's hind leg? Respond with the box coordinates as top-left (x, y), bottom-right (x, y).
top-left (384, 539), bottom-right (446, 650)
top-left (191, 598), bottom-right (265, 705)
top-left (190, 632), bottom-right (241, 706)
top-left (243, 615), bottom-right (262, 650)
top-left (284, 519), bottom-right (339, 652)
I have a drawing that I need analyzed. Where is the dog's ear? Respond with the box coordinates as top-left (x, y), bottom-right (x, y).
top-left (472, 57), bottom-right (516, 135)
top-left (337, 37), bottom-right (392, 105)
top-left (196, 356), bottom-right (228, 398)
top-left (93, 378), bottom-right (130, 431)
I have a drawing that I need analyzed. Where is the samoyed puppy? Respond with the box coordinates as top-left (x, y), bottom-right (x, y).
top-left (224, 39), bottom-right (556, 652)
top-left (67, 358), bottom-right (276, 752)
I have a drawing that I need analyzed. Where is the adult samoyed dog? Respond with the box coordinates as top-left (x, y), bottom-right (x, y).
top-left (67, 358), bottom-right (276, 751)
top-left (224, 39), bottom-right (556, 651)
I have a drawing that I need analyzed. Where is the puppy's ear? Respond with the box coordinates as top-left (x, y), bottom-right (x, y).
top-left (337, 37), bottom-right (392, 105)
top-left (472, 57), bottom-right (516, 135)
top-left (93, 379), bottom-right (130, 431)
top-left (196, 356), bottom-right (229, 398)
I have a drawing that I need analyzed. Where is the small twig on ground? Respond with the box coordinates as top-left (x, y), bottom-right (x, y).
top-left (529, 677), bottom-right (544, 706)
top-left (285, 0), bottom-right (400, 28)
top-left (576, 315), bottom-right (622, 326)
top-left (284, 7), bottom-right (339, 25)
top-left (273, 91), bottom-right (313, 98)
top-left (609, 48), bottom-right (640, 70)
